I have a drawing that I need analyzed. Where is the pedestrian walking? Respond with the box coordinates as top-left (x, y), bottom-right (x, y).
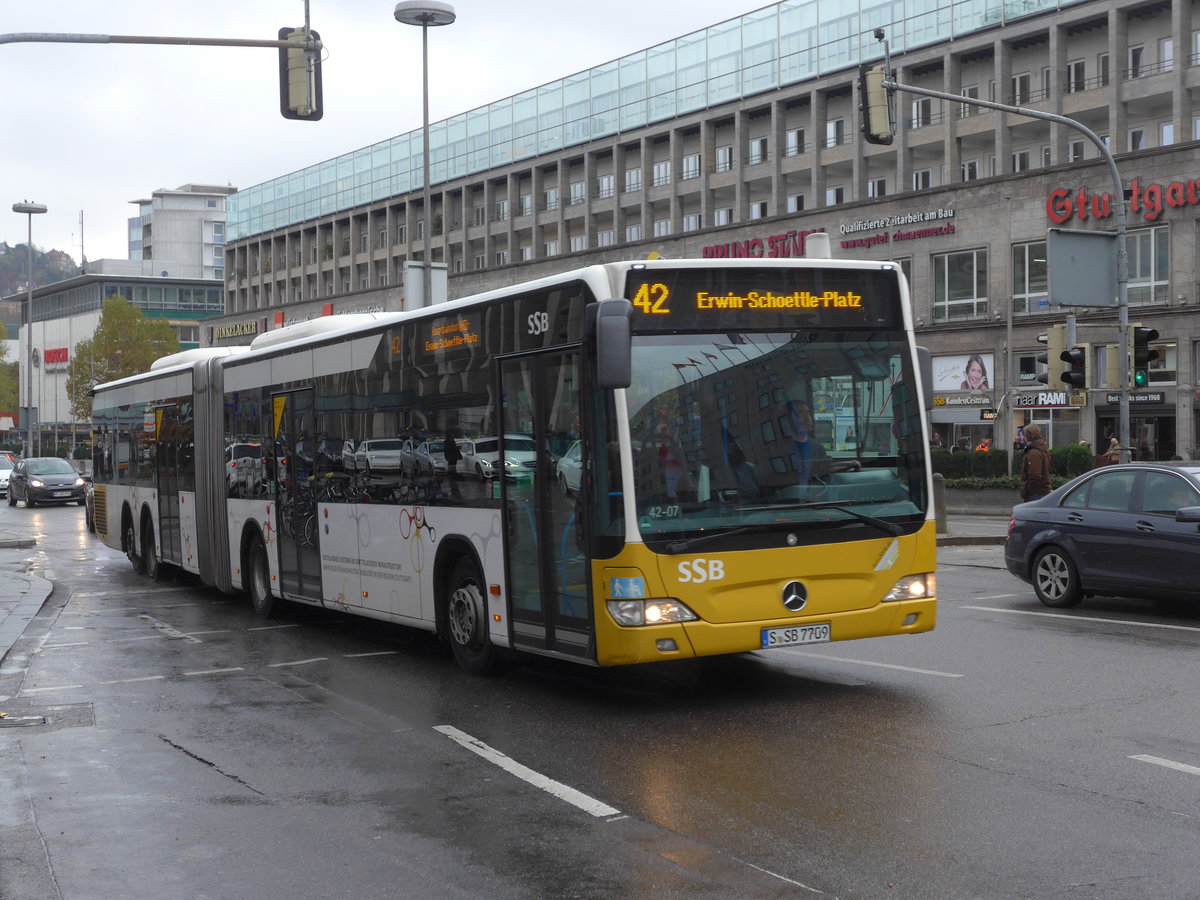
top-left (1018, 423), bottom-right (1051, 502)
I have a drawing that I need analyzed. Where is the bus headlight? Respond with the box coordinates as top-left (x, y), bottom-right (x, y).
top-left (607, 598), bottom-right (699, 626)
top-left (882, 573), bottom-right (936, 602)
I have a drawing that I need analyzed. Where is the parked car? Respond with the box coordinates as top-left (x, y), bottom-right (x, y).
top-left (458, 434), bottom-right (538, 480)
top-left (556, 440), bottom-right (583, 494)
top-left (353, 439), bottom-right (407, 474)
top-left (7, 457), bottom-right (87, 508)
top-left (0, 454), bottom-right (13, 497)
top-left (1005, 461), bottom-right (1200, 608)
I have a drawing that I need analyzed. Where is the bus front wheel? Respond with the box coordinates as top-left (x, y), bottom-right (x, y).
top-left (247, 535), bottom-right (278, 618)
top-left (445, 558), bottom-right (498, 675)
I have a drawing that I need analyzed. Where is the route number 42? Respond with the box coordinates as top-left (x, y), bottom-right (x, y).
top-left (632, 282), bottom-right (671, 315)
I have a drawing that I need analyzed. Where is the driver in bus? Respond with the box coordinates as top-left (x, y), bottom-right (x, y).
top-left (787, 399), bottom-right (830, 485)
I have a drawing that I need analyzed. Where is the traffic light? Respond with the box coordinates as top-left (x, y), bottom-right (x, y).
top-left (858, 64), bottom-right (894, 145)
top-left (1131, 325), bottom-right (1159, 389)
top-left (1060, 344), bottom-right (1088, 389)
top-left (279, 27), bottom-right (323, 120)
top-left (1036, 324), bottom-right (1066, 388)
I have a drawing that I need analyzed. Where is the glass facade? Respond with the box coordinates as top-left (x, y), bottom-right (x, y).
top-left (228, 0), bottom-right (1089, 241)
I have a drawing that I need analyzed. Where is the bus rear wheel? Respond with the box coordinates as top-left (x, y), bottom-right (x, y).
top-left (143, 517), bottom-right (167, 582)
top-left (445, 558), bottom-right (498, 675)
top-left (247, 534), bottom-right (278, 618)
top-left (124, 518), bottom-right (144, 574)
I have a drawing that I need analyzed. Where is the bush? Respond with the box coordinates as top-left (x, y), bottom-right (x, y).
top-left (72, 444), bottom-right (92, 460)
top-left (933, 442), bottom-right (1093, 488)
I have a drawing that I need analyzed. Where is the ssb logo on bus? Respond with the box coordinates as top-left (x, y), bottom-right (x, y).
top-left (677, 558), bottom-right (725, 583)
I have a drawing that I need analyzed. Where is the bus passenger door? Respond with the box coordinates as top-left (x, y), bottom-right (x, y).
top-left (155, 405), bottom-right (182, 566)
top-left (499, 350), bottom-right (592, 660)
top-left (272, 389), bottom-right (323, 601)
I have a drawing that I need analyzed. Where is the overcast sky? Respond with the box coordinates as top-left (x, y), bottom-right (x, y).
top-left (0, 1), bottom-right (765, 264)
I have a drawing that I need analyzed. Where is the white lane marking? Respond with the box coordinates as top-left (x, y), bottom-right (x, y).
top-left (21, 685), bottom-right (83, 694)
top-left (774, 649), bottom-right (963, 678)
top-left (435, 725), bottom-right (621, 819)
top-left (183, 667), bottom-right (244, 676)
top-left (963, 606), bottom-right (1200, 633)
top-left (139, 615), bottom-right (203, 644)
top-left (1130, 754), bottom-right (1200, 777)
top-left (106, 636), bottom-right (162, 643)
top-left (184, 630), bottom-right (233, 636)
top-left (41, 642), bottom-right (89, 650)
top-left (98, 676), bottom-right (166, 685)
top-left (343, 651), bottom-right (400, 658)
top-left (734, 858), bottom-right (828, 894)
top-left (248, 624), bottom-right (300, 632)
top-left (266, 657), bottom-right (327, 668)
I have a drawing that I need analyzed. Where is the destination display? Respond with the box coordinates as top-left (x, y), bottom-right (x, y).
top-left (624, 267), bottom-right (903, 331)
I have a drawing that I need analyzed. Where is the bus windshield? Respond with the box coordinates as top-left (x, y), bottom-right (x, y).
top-left (621, 329), bottom-right (927, 543)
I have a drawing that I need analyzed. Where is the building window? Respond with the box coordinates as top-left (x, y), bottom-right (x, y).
top-left (544, 240), bottom-right (559, 256)
top-left (360, 233), bottom-right (369, 253)
top-left (1128, 45), bottom-right (1144, 78)
top-left (825, 186), bottom-right (844, 206)
top-left (825, 118), bottom-right (845, 148)
top-left (473, 206), bottom-right (486, 226)
top-left (1194, 117), bottom-right (1200, 141)
top-left (1127, 225), bottom-right (1169, 305)
top-left (653, 218), bottom-right (671, 237)
top-left (868, 178), bottom-right (886, 199)
top-left (495, 249), bottom-right (510, 266)
top-left (1160, 38), bottom-right (1173, 72)
top-left (651, 161), bottom-right (671, 186)
top-left (1041, 145), bottom-right (1051, 167)
top-left (569, 181), bottom-right (585, 205)
top-left (681, 153), bottom-right (701, 180)
top-left (1098, 52), bottom-right (1109, 86)
top-left (1067, 59), bottom-right (1086, 93)
top-left (378, 228), bottom-right (387, 249)
top-left (715, 145), bottom-right (734, 172)
top-left (625, 223), bottom-right (643, 242)
top-left (749, 200), bottom-right (768, 219)
top-left (1129, 128), bottom-right (1145, 151)
top-left (596, 174), bottom-right (614, 199)
top-left (295, 250), bottom-right (303, 266)
top-left (1160, 122), bottom-right (1174, 146)
top-left (519, 246), bottom-right (533, 261)
top-left (453, 258), bottom-right (464, 273)
top-left (682, 213), bottom-right (701, 232)
top-left (785, 127), bottom-right (806, 156)
top-left (959, 84), bottom-right (979, 118)
top-left (598, 229), bottom-right (615, 246)
top-left (911, 97), bottom-right (933, 128)
top-left (714, 207), bottom-right (733, 226)
top-left (1041, 67), bottom-right (1052, 100)
top-left (494, 199), bottom-right (509, 222)
top-left (1012, 150), bottom-right (1031, 172)
top-left (1011, 72), bottom-right (1030, 104)
top-left (747, 137), bottom-right (767, 165)
top-left (932, 248), bottom-right (988, 321)
top-left (787, 194), bottom-right (804, 214)
top-left (624, 168), bottom-right (642, 193)
top-left (960, 160), bottom-right (979, 182)
top-left (360, 274), bottom-right (368, 290)
top-left (474, 254), bottom-right (485, 270)
top-left (518, 193), bottom-right (533, 217)
top-left (544, 187), bottom-right (559, 211)
top-left (912, 169), bottom-right (932, 190)
top-left (1012, 240), bottom-right (1048, 315)
top-left (569, 235), bottom-right (586, 252)
top-left (1068, 140), bottom-right (1085, 162)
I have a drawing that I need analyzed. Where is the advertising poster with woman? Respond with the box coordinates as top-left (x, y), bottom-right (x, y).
top-left (933, 352), bottom-right (995, 392)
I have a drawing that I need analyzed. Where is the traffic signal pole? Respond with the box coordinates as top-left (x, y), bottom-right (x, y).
top-left (865, 31), bottom-right (1133, 462)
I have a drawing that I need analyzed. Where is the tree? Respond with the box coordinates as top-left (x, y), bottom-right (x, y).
top-left (66, 297), bottom-right (181, 420)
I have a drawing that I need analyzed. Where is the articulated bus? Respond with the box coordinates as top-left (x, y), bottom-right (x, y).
top-left (90, 257), bottom-right (937, 674)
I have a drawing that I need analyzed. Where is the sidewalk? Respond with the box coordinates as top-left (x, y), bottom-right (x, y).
top-left (0, 529), bottom-right (51, 682)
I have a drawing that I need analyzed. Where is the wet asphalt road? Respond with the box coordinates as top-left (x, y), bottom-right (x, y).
top-left (2, 503), bottom-right (1200, 899)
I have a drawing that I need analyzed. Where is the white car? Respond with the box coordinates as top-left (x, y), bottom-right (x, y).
top-left (226, 442), bottom-right (264, 493)
top-left (555, 440), bottom-right (583, 494)
top-left (458, 434), bottom-right (538, 480)
top-left (0, 455), bottom-right (13, 496)
top-left (353, 439), bottom-right (407, 474)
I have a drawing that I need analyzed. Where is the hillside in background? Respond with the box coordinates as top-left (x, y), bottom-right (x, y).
top-left (0, 242), bottom-right (81, 298)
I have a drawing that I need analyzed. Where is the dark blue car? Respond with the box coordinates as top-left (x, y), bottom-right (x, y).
top-left (1005, 461), bottom-right (1200, 608)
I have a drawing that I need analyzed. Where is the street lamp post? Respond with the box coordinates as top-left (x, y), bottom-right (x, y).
top-left (12, 201), bottom-right (47, 458)
top-left (395, 1), bottom-right (455, 309)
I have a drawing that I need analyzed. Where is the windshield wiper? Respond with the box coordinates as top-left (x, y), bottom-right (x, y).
top-left (664, 526), bottom-right (758, 555)
top-left (795, 501), bottom-right (904, 536)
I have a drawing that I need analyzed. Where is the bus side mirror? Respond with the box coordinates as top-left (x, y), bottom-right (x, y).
top-left (590, 298), bottom-right (633, 389)
top-left (917, 346), bottom-right (933, 408)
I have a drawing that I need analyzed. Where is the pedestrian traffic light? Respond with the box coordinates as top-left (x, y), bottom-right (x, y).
top-left (279, 27), bottom-right (323, 120)
top-left (1131, 325), bottom-right (1159, 389)
top-left (1036, 324), bottom-right (1067, 388)
top-left (1060, 344), bottom-right (1088, 389)
top-left (858, 64), bottom-right (894, 145)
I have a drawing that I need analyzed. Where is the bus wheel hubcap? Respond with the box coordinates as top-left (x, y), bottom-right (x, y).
top-left (449, 584), bottom-right (482, 646)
